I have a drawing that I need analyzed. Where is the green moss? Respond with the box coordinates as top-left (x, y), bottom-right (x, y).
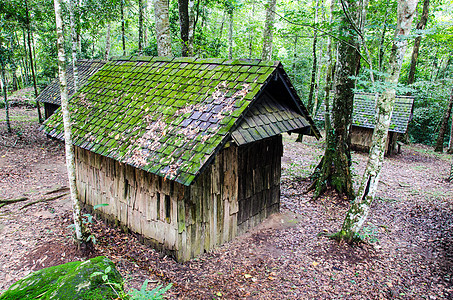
top-left (0, 257), bottom-right (123, 300)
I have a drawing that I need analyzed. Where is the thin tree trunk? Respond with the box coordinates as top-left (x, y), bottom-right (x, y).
top-left (448, 111), bottom-right (453, 154)
top-left (434, 86), bottom-right (453, 152)
top-left (104, 23), bottom-right (111, 60)
top-left (407, 0), bottom-right (429, 87)
top-left (153, 0), bottom-right (172, 56)
top-left (1, 61), bottom-right (11, 133)
top-left (25, 0), bottom-right (42, 123)
top-left (121, 0), bottom-right (126, 55)
top-left (53, 0), bottom-right (86, 246)
top-left (187, 0), bottom-right (195, 56)
top-left (21, 29), bottom-right (30, 85)
top-left (228, 8), bottom-right (233, 59)
top-left (261, 0), bottom-right (277, 60)
top-left (337, 0), bottom-right (418, 242)
top-left (307, 0), bottom-right (319, 113)
top-left (178, 0), bottom-right (190, 56)
top-left (138, 0), bottom-right (144, 55)
top-left (248, 1), bottom-right (255, 58)
top-left (68, 0), bottom-right (79, 92)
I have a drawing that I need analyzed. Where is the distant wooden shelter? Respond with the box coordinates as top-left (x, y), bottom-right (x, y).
top-left (36, 60), bottom-right (105, 119)
top-left (316, 92), bottom-right (414, 156)
top-left (42, 56), bottom-right (320, 262)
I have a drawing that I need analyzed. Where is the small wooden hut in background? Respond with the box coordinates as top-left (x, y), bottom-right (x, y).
top-left (316, 92), bottom-right (414, 156)
top-left (36, 60), bottom-right (105, 119)
top-left (42, 57), bottom-right (319, 262)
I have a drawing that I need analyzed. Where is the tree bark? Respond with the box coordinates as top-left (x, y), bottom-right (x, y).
top-left (407, 0), bottom-right (429, 87)
top-left (53, 0), bottom-right (87, 246)
top-left (434, 86), bottom-right (453, 152)
top-left (1, 60), bottom-right (11, 133)
top-left (187, 0), bottom-right (195, 56)
top-left (307, 0), bottom-right (319, 114)
top-left (68, 0), bottom-right (79, 92)
top-left (104, 23), bottom-right (111, 60)
top-left (261, 0), bottom-right (277, 60)
top-left (448, 110), bottom-right (453, 154)
top-left (121, 0), bottom-right (126, 56)
top-left (138, 0), bottom-right (144, 55)
top-left (154, 0), bottom-right (172, 56)
top-left (21, 29), bottom-right (30, 86)
top-left (228, 8), bottom-right (233, 59)
top-left (337, 0), bottom-right (418, 242)
top-left (25, 0), bottom-right (42, 123)
top-left (178, 0), bottom-right (190, 56)
top-left (309, 0), bottom-right (360, 199)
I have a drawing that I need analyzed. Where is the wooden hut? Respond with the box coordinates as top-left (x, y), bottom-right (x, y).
top-left (316, 92), bottom-right (414, 156)
top-left (36, 59), bottom-right (105, 119)
top-left (42, 57), bottom-right (320, 262)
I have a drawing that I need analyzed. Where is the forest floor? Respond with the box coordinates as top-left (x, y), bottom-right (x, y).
top-left (1, 103), bottom-right (452, 299)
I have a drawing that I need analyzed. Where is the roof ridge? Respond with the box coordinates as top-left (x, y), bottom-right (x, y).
top-left (110, 56), bottom-right (280, 67)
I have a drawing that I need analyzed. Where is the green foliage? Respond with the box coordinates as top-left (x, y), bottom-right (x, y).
top-left (407, 80), bottom-right (452, 145)
top-left (128, 280), bottom-right (173, 300)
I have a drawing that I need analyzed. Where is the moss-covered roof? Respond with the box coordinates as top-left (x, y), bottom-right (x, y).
top-left (37, 59), bottom-right (106, 105)
top-left (316, 92), bottom-right (414, 133)
top-left (42, 56), bottom-right (317, 186)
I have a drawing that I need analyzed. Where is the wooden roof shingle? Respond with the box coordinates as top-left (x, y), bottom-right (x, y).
top-left (37, 59), bottom-right (106, 105)
top-left (316, 92), bottom-right (414, 134)
top-left (41, 56), bottom-right (318, 186)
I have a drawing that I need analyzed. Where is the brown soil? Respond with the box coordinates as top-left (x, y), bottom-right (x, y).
top-left (1, 106), bottom-right (452, 299)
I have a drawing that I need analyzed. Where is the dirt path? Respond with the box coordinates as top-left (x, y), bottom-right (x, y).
top-left (1, 107), bottom-right (452, 299)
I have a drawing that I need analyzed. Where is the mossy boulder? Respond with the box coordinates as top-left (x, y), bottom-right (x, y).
top-left (0, 256), bottom-right (123, 300)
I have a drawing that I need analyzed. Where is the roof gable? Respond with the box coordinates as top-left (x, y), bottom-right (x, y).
top-left (42, 57), bottom-right (315, 186)
top-left (316, 92), bottom-right (414, 133)
top-left (37, 59), bottom-right (105, 105)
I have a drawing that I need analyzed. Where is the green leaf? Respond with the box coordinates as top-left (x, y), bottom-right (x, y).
top-left (94, 203), bottom-right (109, 209)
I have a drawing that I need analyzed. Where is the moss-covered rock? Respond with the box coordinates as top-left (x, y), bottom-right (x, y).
top-left (0, 256), bottom-right (123, 300)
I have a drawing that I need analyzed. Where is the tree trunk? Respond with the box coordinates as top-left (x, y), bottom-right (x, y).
top-left (104, 23), bottom-right (111, 60)
top-left (448, 110), bottom-right (453, 154)
top-left (308, 0), bottom-right (360, 199)
top-left (138, 0), bottom-right (144, 55)
top-left (68, 0), bottom-right (79, 92)
top-left (434, 87), bottom-right (453, 152)
top-left (153, 0), bottom-right (172, 56)
top-left (261, 0), bottom-right (277, 60)
top-left (407, 0), bottom-right (429, 87)
top-left (25, 0), bottom-right (42, 123)
top-left (188, 0), bottom-right (195, 56)
top-left (1, 60), bottom-right (11, 133)
top-left (228, 8), bottom-right (233, 59)
top-left (121, 0), bottom-right (126, 56)
top-left (337, 0), bottom-right (418, 242)
top-left (21, 29), bottom-right (30, 86)
top-left (178, 0), bottom-right (190, 56)
top-left (307, 0), bottom-right (319, 114)
top-left (53, 0), bottom-right (87, 247)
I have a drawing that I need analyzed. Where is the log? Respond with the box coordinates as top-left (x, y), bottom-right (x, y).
top-left (20, 193), bottom-right (68, 210)
top-left (0, 197), bottom-right (29, 204)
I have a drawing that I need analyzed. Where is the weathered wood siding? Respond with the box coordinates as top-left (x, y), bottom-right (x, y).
top-left (177, 143), bottom-right (239, 261)
top-left (237, 135), bottom-right (282, 235)
top-left (350, 126), bottom-right (398, 156)
top-left (75, 135), bottom-right (283, 262)
top-left (75, 147), bottom-right (181, 256)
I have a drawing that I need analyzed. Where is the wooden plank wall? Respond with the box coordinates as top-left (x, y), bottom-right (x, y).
top-left (237, 135), bottom-right (282, 235)
top-left (350, 126), bottom-right (398, 156)
top-left (75, 147), bottom-right (181, 256)
top-left (177, 143), bottom-right (239, 262)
